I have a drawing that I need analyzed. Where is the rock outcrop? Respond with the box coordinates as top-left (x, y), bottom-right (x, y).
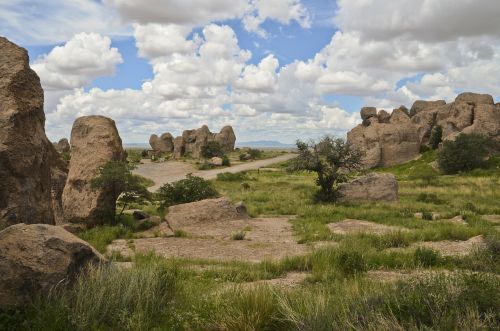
top-left (49, 145), bottom-right (69, 224)
top-left (338, 173), bottom-right (398, 202)
top-left (165, 197), bottom-right (249, 231)
top-left (347, 107), bottom-right (420, 168)
top-left (0, 37), bottom-right (55, 227)
top-left (54, 138), bottom-right (70, 153)
top-left (161, 125), bottom-right (236, 158)
top-left (348, 92), bottom-right (500, 168)
top-left (149, 133), bottom-right (174, 154)
top-left (0, 224), bottom-right (103, 308)
top-left (62, 116), bottom-right (126, 226)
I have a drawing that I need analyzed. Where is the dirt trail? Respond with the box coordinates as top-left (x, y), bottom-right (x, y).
top-left (133, 154), bottom-right (296, 192)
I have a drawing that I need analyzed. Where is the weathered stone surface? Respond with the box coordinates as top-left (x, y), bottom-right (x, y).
top-left (62, 116), bottom-right (126, 226)
top-left (0, 224), bottom-right (104, 308)
top-left (49, 144), bottom-right (69, 224)
top-left (149, 133), bottom-right (174, 154)
top-left (411, 107), bottom-right (439, 145)
top-left (410, 100), bottom-right (446, 116)
top-left (216, 125), bottom-right (236, 152)
top-left (436, 102), bottom-right (474, 139)
top-left (338, 173), bottom-right (398, 202)
top-left (55, 138), bottom-right (70, 153)
top-left (361, 107), bottom-right (377, 122)
top-left (348, 108), bottom-right (419, 168)
top-left (455, 92), bottom-right (494, 105)
top-left (210, 157), bottom-right (223, 166)
top-left (171, 125), bottom-right (236, 158)
top-left (0, 37), bottom-right (55, 227)
top-left (165, 197), bottom-right (249, 231)
top-left (461, 103), bottom-right (500, 148)
top-left (377, 109), bottom-right (391, 123)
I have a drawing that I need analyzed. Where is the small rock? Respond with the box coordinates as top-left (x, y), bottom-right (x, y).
top-left (210, 157), bottom-right (224, 166)
top-left (235, 201), bottom-right (247, 214)
top-left (338, 173), bottom-right (398, 202)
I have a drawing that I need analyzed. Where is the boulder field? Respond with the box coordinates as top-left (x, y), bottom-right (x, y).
top-left (348, 92), bottom-right (500, 168)
top-left (150, 125), bottom-right (236, 158)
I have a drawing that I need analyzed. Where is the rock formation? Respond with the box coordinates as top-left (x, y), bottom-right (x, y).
top-left (62, 116), bottom-right (126, 226)
top-left (0, 37), bottom-right (55, 227)
top-left (49, 145), bottom-right (69, 224)
top-left (348, 92), bottom-right (500, 168)
top-left (0, 223), bottom-right (104, 308)
top-left (164, 197), bottom-right (249, 231)
top-left (338, 173), bottom-right (398, 202)
top-left (160, 125), bottom-right (236, 158)
top-left (54, 138), bottom-right (70, 153)
top-left (149, 133), bottom-right (174, 154)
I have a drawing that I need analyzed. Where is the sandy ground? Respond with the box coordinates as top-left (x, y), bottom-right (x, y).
top-left (133, 154), bottom-right (296, 192)
top-left (107, 216), bottom-right (310, 262)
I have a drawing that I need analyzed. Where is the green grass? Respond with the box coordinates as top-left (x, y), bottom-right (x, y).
top-left (3, 152), bottom-right (500, 330)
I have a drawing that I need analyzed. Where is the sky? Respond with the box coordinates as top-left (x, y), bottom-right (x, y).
top-left (1, 0), bottom-right (500, 144)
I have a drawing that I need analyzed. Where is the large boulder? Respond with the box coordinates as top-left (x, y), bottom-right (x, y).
top-left (62, 116), bottom-right (126, 226)
top-left (0, 37), bottom-right (55, 227)
top-left (338, 173), bottom-right (398, 202)
top-left (0, 224), bottom-right (104, 308)
top-left (215, 125), bottom-right (236, 152)
top-left (149, 133), bottom-right (174, 154)
top-left (165, 197), bottom-right (249, 231)
top-left (455, 92), bottom-right (494, 105)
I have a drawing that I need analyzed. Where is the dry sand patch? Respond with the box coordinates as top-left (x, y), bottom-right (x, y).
top-left (413, 235), bottom-right (485, 256)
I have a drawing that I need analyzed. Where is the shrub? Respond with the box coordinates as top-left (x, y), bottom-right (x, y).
top-left (416, 193), bottom-right (444, 204)
top-left (217, 172), bottom-right (248, 181)
top-left (419, 144), bottom-right (431, 153)
top-left (173, 230), bottom-right (188, 238)
top-left (248, 148), bottom-right (263, 159)
top-left (288, 136), bottom-right (363, 203)
top-left (414, 247), bottom-right (440, 267)
top-left (429, 125), bottom-right (443, 150)
top-left (231, 232), bottom-right (246, 240)
top-left (438, 134), bottom-right (491, 174)
top-left (241, 182), bottom-right (251, 190)
top-left (222, 155), bottom-right (231, 166)
top-left (158, 174), bottom-right (219, 208)
top-left (201, 141), bottom-right (225, 158)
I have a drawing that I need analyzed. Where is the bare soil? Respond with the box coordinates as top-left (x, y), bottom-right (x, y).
top-left (133, 154), bottom-right (296, 192)
top-left (107, 216), bottom-right (309, 262)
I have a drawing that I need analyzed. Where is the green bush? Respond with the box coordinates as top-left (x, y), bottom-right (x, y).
top-left (429, 125), bottom-right (443, 150)
top-left (158, 174), bottom-right (219, 207)
top-left (231, 232), bottom-right (246, 240)
top-left (421, 211), bottom-right (434, 220)
top-left (438, 134), bottom-right (491, 174)
top-left (222, 155), bottom-right (231, 166)
top-left (201, 141), bottom-right (225, 158)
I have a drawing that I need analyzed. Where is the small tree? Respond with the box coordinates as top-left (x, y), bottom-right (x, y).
top-left (91, 161), bottom-right (151, 223)
top-left (438, 133), bottom-right (491, 174)
top-left (429, 125), bottom-right (443, 150)
top-left (201, 141), bottom-right (225, 158)
top-left (288, 136), bottom-right (364, 202)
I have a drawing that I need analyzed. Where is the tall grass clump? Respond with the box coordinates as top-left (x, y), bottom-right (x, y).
top-left (23, 256), bottom-right (180, 331)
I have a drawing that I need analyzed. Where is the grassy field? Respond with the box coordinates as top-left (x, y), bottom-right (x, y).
top-left (3, 152), bottom-right (499, 330)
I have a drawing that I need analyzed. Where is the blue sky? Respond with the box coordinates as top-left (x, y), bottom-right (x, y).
top-left (2, 0), bottom-right (500, 143)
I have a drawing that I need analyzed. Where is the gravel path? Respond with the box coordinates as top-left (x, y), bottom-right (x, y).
top-left (133, 153), bottom-right (296, 192)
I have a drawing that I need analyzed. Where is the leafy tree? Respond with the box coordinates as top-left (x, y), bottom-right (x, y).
top-left (201, 141), bottom-right (225, 158)
top-left (158, 174), bottom-right (219, 208)
top-left (288, 136), bottom-right (364, 202)
top-left (429, 125), bottom-right (443, 150)
top-left (438, 134), bottom-right (492, 174)
top-left (91, 161), bottom-right (151, 223)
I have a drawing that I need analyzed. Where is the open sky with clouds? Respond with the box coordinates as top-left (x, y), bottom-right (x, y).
top-left (1, 0), bottom-right (500, 143)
